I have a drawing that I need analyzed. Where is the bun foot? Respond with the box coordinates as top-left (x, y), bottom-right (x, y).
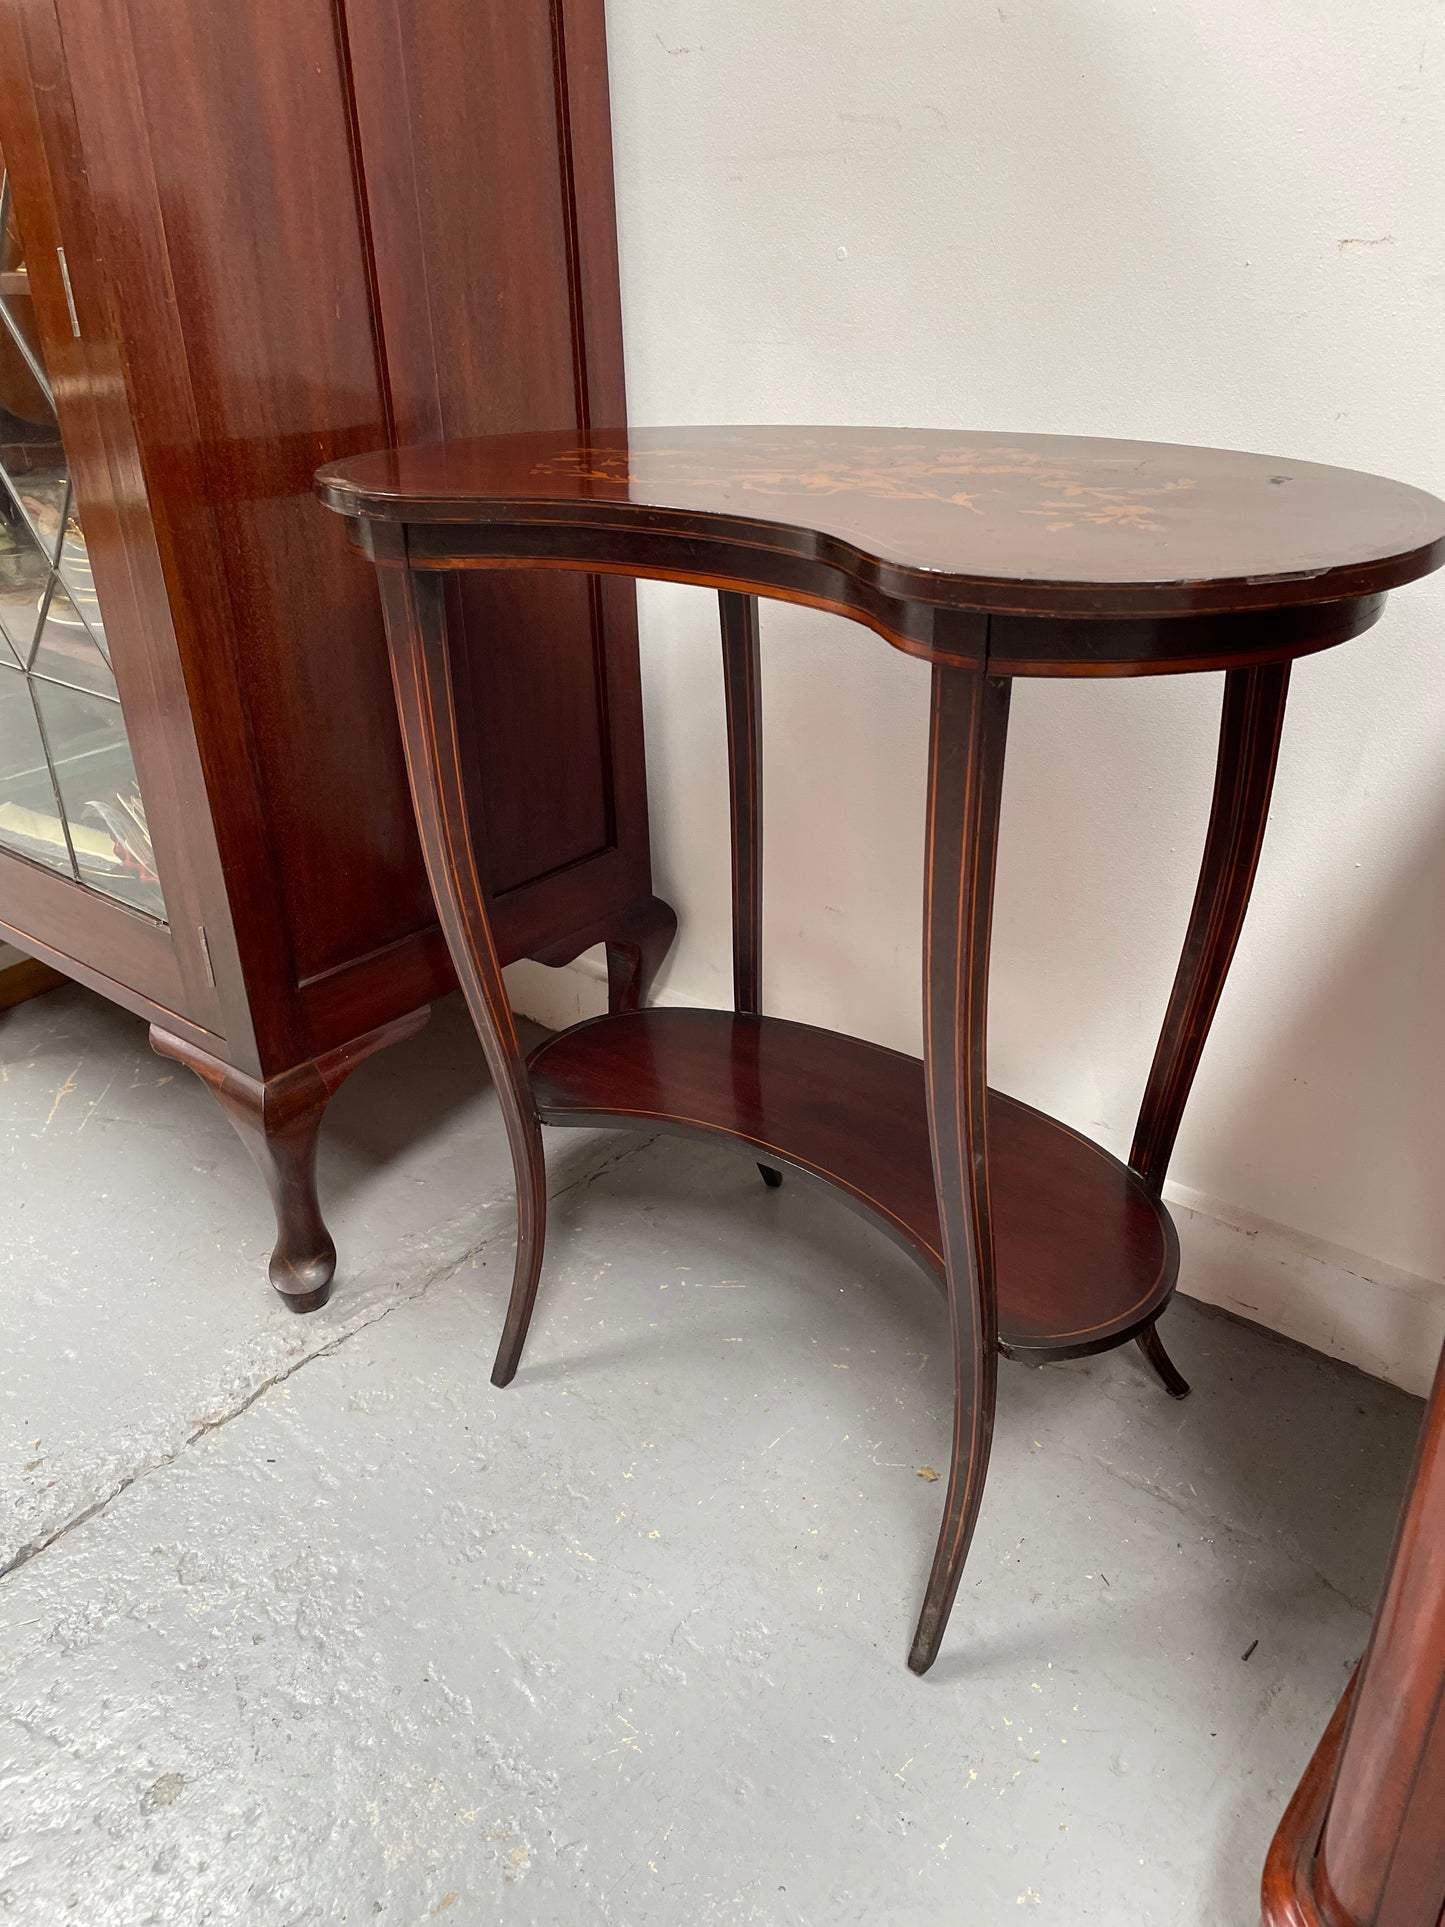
top-left (271, 1249), bottom-right (336, 1314)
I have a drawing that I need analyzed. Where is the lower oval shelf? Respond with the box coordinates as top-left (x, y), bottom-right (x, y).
top-left (527, 1008), bottom-right (1178, 1361)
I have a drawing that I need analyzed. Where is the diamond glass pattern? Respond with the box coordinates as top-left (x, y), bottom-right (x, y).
top-left (0, 172), bottom-right (165, 919)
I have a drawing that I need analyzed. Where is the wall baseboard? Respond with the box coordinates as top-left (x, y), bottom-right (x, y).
top-left (1164, 1183), bottom-right (1443, 1399)
top-left (505, 955), bottom-right (1443, 1401)
top-left (505, 954), bottom-right (611, 1033)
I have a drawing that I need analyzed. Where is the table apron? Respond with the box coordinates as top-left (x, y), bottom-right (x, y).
top-left (388, 520), bottom-right (1386, 676)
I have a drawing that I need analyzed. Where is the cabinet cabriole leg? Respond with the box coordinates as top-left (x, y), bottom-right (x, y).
top-left (604, 895), bottom-right (678, 1014)
top-left (151, 1007), bottom-right (429, 1312)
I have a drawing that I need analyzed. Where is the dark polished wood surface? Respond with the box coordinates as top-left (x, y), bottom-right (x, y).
top-left (1263, 1677), bottom-right (1359, 1927)
top-left (325, 420), bottom-right (1444, 1679)
top-left (370, 545), bottom-right (549, 1385)
top-left (1316, 1333), bottom-right (1445, 1924)
top-left (718, 589), bottom-right (782, 1189)
top-left (342, 0), bottom-right (655, 933)
top-left (0, 0), bottom-right (669, 1308)
top-left (1131, 663), bottom-right (1291, 1191)
top-left (720, 592), bottom-right (764, 1016)
top-left (319, 425), bottom-right (1445, 622)
top-left (909, 664), bottom-right (1011, 1670)
top-left (528, 1009), bottom-right (1178, 1360)
top-left (151, 1008), bottom-right (430, 1310)
top-left (1263, 1339), bottom-right (1445, 1927)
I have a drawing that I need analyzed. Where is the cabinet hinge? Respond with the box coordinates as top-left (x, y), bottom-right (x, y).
top-left (197, 925), bottom-right (216, 988)
top-left (56, 246), bottom-right (81, 338)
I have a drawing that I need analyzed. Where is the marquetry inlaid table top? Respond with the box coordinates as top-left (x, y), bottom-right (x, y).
top-left (320, 424), bottom-right (1445, 622)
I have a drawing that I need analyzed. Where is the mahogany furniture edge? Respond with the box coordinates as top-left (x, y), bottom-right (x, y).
top-left (1264, 1336), bottom-right (1445, 1927)
top-left (1263, 1676), bottom-right (1357, 1927)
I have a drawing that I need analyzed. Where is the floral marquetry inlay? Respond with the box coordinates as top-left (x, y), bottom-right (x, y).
top-left (321, 424), bottom-right (1445, 618)
top-left (530, 440), bottom-right (1198, 534)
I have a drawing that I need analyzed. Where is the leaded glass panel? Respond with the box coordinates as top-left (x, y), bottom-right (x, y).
top-left (0, 171), bottom-right (165, 920)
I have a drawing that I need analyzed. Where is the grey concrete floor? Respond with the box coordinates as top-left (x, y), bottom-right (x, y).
top-left (0, 986), bottom-right (1426, 1927)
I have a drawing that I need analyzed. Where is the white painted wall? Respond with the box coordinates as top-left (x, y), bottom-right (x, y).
top-left (509, 0), bottom-right (1445, 1394)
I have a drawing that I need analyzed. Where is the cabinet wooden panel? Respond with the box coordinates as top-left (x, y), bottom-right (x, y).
top-left (343, 0), bottom-right (651, 947)
top-left (0, 0), bottom-right (671, 1307)
top-left (78, 0), bottom-right (434, 995)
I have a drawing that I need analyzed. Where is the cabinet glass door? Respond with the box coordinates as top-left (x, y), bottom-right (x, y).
top-left (0, 171), bottom-right (166, 921)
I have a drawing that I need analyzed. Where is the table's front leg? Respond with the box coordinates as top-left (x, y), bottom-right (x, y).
top-left (911, 665), bottom-right (1012, 1675)
top-left (372, 545), bottom-right (548, 1389)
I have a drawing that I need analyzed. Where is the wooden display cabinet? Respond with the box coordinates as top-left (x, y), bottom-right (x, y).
top-left (0, 0), bottom-right (672, 1308)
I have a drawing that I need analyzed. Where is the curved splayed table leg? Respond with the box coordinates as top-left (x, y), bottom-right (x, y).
top-left (910, 667), bottom-right (1012, 1675)
top-left (1129, 661), bottom-right (1292, 1399)
top-left (372, 540), bottom-right (548, 1389)
top-left (1137, 1320), bottom-right (1192, 1400)
top-left (720, 590), bottom-right (782, 1190)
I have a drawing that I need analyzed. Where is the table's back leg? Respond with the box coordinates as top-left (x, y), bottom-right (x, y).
top-left (1129, 661), bottom-right (1292, 1398)
top-left (910, 666), bottom-right (1011, 1675)
top-left (1137, 1320), bottom-right (1192, 1400)
top-left (373, 544), bottom-right (548, 1389)
top-left (719, 590), bottom-right (782, 1189)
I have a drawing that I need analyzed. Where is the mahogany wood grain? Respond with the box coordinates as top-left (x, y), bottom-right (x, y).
top-left (1131, 663), bottom-right (1292, 1191)
top-left (525, 890), bottom-right (677, 1015)
top-left (909, 666), bottom-right (1010, 1672)
top-left (1263, 1360), bottom-right (1445, 1927)
top-left (151, 1007), bottom-right (429, 1311)
top-left (0, 952), bottom-right (65, 1009)
top-left (720, 592), bottom-right (764, 1014)
top-left (1315, 1338), bottom-right (1445, 1926)
top-left (601, 895), bottom-right (678, 1016)
top-left (4, 0), bottom-right (657, 1043)
top-left (0, 1), bottom-right (668, 1304)
top-left (387, 512), bottom-right (967, 670)
top-left (370, 536), bottom-right (547, 1388)
top-left (988, 598), bottom-right (1384, 679)
top-left (0, 0), bottom-right (232, 1034)
top-left (1136, 1321), bottom-right (1191, 1400)
top-left (526, 1008), bottom-right (1178, 1362)
top-left (1263, 1677), bottom-right (1358, 1927)
top-left (318, 426), bottom-right (1445, 634)
top-left (718, 589), bottom-right (782, 1189)
top-left (340, 0), bottom-right (654, 926)
top-left (0, 849), bottom-right (191, 1030)
top-left (324, 423), bottom-right (1443, 1674)
top-left (1127, 664), bottom-right (1290, 1401)
top-left (59, 0), bottom-right (416, 1037)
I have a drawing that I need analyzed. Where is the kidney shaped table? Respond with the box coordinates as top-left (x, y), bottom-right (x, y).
top-left (318, 427), bottom-right (1445, 1675)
